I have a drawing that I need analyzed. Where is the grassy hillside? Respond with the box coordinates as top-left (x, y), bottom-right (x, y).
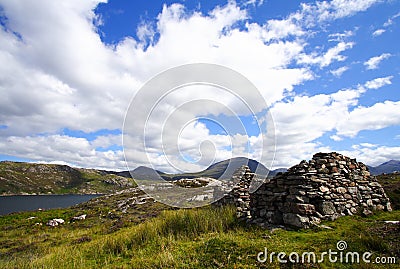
top-left (0, 189), bottom-right (399, 268)
top-left (377, 172), bottom-right (400, 210)
top-left (0, 161), bottom-right (136, 195)
top-left (0, 169), bottom-right (399, 268)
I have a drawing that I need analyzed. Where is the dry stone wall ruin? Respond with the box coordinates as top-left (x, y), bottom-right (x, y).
top-left (213, 166), bottom-right (252, 221)
top-left (214, 152), bottom-right (392, 229)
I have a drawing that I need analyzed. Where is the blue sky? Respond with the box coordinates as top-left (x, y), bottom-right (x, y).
top-left (94, 0), bottom-right (307, 44)
top-left (0, 0), bottom-right (399, 172)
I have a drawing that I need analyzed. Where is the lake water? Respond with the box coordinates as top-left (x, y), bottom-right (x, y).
top-left (0, 194), bottom-right (101, 216)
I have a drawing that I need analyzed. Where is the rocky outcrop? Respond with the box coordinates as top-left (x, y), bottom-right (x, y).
top-left (174, 177), bottom-right (216, 188)
top-left (71, 214), bottom-right (87, 221)
top-left (102, 176), bottom-right (134, 188)
top-left (46, 218), bottom-right (65, 227)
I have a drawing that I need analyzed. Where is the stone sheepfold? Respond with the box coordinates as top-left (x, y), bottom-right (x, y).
top-left (214, 152), bottom-right (392, 229)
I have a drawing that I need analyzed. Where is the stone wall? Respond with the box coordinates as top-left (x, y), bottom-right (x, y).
top-left (215, 152), bottom-right (392, 229)
top-left (213, 165), bottom-right (252, 221)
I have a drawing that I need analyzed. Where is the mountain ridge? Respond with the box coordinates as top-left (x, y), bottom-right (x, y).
top-left (367, 160), bottom-right (400, 175)
top-left (111, 159), bottom-right (400, 179)
top-left (120, 157), bottom-right (271, 181)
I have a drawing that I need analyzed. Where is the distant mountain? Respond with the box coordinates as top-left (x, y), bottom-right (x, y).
top-left (269, 168), bottom-right (288, 177)
top-left (115, 159), bottom-right (400, 179)
top-left (368, 160), bottom-right (400, 175)
top-left (129, 166), bottom-right (165, 181)
top-left (124, 157), bottom-right (271, 181)
top-left (190, 157), bottom-right (270, 180)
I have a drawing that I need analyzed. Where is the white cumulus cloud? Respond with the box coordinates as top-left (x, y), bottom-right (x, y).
top-left (373, 29), bottom-right (386, 36)
top-left (364, 53), bottom-right (391, 70)
top-left (364, 76), bottom-right (393, 89)
top-left (330, 66), bottom-right (349, 77)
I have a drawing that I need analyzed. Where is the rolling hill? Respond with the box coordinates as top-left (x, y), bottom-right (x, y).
top-left (0, 161), bottom-right (136, 195)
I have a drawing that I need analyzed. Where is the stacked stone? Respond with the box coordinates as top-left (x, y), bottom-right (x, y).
top-left (251, 152), bottom-right (392, 229)
top-left (213, 165), bottom-right (254, 221)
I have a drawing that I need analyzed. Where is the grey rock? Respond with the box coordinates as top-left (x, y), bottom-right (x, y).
top-left (318, 201), bottom-right (337, 215)
top-left (283, 213), bottom-right (309, 228)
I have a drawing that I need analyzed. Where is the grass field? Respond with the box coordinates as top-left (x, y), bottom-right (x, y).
top-left (0, 202), bottom-right (399, 268)
top-left (0, 172), bottom-right (399, 268)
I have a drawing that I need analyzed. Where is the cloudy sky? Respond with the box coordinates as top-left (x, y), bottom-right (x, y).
top-left (0, 0), bottom-right (399, 172)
